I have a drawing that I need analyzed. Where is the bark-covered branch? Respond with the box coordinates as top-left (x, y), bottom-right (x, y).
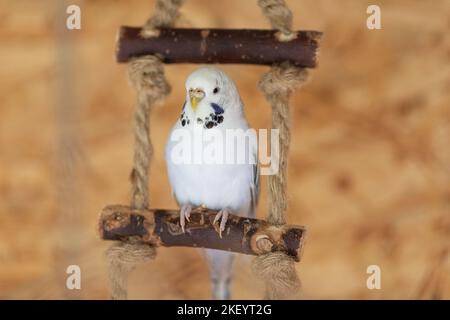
top-left (99, 205), bottom-right (306, 261)
top-left (116, 27), bottom-right (322, 68)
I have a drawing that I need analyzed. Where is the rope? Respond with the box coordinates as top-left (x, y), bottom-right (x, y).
top-left (252, 252), bottom-right (300, 299)
top-left (129, 56), bottom-right (171, 209)
top-left (254, 63), bottom-right (309, 299)
top-left (253, 0), bottom-right (307, 300)
top-left (106, 238), bottom-right (157, 300)
top-left (259, 63), bottom-right (308, 226)
top-left (106, 0), bottom-right (176, 300)
top-left (142, 0), bottom-right (184, 37)
top-left (257, 0), bottom-right (297, 41)
top-left (107, 55), bottom-right (170, 300)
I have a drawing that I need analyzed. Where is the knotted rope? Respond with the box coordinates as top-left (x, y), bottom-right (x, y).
top-left (128, 56), bottom-right (171, 210)
top-left (259, 63), bottom-right (308, 226)
top-left (252, 0), bottom-right (309, 299)
top-left (106, 238), bottom-right (157, 299)
top-left (144, 0), bottom-right (184, 31)
top-left (106, 0), bottom-right (175, 300)
top-left (107, 56), bottom-right (170, 300)
top-left (253, 62), bottom-right (308, 300)
top-left (257, 0), bottom-right (297, 41)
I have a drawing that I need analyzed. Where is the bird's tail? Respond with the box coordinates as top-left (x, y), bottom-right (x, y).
top-left (204, 249), bottom-right (235, 300)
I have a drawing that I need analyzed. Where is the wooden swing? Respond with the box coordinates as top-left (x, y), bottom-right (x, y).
top-left (97, 0), bottom-right (321, 300)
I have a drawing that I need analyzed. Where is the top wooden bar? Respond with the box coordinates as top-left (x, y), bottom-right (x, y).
top-left (116, 26), bottom-right (322, 67)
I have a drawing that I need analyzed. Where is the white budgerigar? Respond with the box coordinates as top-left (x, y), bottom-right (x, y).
top-left (165, 67), bottom-right (259, 300)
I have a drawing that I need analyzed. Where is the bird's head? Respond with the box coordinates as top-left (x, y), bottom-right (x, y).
top-left (185, 67), bottom-right (241, 118)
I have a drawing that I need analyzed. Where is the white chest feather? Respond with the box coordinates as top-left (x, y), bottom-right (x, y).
top-left (165, 118), bottom-right (257, 216)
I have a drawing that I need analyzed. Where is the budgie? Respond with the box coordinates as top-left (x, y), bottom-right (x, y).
top-left (165, 67), bottom-right (259, 299)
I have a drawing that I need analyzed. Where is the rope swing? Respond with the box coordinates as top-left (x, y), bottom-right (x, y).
top-left (99, 0), bottom-right (321, 300)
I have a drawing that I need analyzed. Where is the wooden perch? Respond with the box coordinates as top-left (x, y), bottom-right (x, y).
top-left (116, 27), bottom-right (322, 68)
top-left (99, 205), bottom-right (306, 261)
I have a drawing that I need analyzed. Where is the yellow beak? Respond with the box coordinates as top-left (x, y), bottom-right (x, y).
top-left (189, 88), bottom-right (205, 112)
top-left (190, 96), bottom-right (202, 112)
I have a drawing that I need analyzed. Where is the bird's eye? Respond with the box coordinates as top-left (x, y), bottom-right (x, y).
top-left (213, 87), bottom-right (219, 94)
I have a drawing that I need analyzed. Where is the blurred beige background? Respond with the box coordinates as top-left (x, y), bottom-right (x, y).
top-left (0, 0), bottom-right (449, 299)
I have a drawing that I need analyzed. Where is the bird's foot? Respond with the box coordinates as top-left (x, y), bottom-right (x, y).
top-left (213, 208), bottom-right (231, 238)
top-left (180, 204), bottom-right (192, 233)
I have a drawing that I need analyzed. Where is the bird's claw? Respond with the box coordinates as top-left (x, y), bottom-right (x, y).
top-left (180, 204), bottom-right (192, 233)
top-left (213, 208), bottom-right (230, 238)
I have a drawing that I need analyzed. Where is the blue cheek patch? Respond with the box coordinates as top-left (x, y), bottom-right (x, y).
top-left (210, 103), bottom-right (224, 114)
